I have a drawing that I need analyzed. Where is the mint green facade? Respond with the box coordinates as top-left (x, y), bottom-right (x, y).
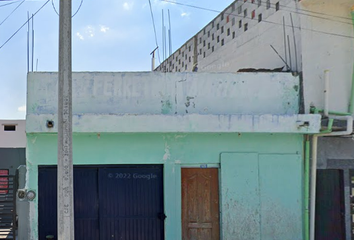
top-left (26, 133), bottom-right (304, 240)
top-left (25, 72), bottom-right (321, 239)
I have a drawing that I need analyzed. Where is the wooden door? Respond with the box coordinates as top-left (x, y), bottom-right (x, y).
top-left (182, 168), bottom-right (220, 240)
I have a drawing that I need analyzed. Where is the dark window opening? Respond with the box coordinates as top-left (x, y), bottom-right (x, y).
top-left (244, 23), bottom-right (248, 32)
top-left (221, 39), bottom-right (224, 46)
top-left (232, 31), bottom-right (236, 39)
top-left (258, 14), bottom-right (262, 22)
top-left (239, 20), bottom-right (242, 28)
top-left (227, 28), bottom-right (230, 36)
top-left (244, 9), bottom-right (247, 18)
top-left (252, 10), bottom-right (255, 19)
top-left (266, 0), bottom-right (270, 9)
top-left (275, 2), bottom-right (280, 11)
top-left (4, 125), bottom-right (16, 131)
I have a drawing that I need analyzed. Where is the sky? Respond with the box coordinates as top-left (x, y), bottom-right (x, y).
top-left (0, 0), bottom-right (234, 119)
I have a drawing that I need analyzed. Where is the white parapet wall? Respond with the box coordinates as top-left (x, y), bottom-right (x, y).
top-left (27, 72), bottom-right (321, 134)
top-left (27, 72), bottom-right (300, 116)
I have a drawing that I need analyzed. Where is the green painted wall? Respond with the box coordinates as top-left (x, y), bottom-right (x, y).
top-left (27, 133), bottom-right (303, 240)
top-left (221, 153), bottom-right (302, 240)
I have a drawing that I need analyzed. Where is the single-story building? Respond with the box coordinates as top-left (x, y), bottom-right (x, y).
top-left (24, 72), bottom-right (320, 240)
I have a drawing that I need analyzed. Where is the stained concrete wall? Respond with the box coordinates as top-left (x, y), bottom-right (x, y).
top-left (156, 0), bottom-right (301, 73)
top-left (27, 72), bottom-right (300, 116)
top-left (26, 133), bottom-right (304, 240)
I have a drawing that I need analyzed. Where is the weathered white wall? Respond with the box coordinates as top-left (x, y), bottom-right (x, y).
top-left (198, 1), bottom-right (302, 73)
top-left (157, 0), bottom-right (354, 116)
top-left (27, 72), bottom-right (300, 116)
top-left (0, 120), bottom-right (26, 148)
top-left (300, 0), bottom-right (354, 113)
top-left (26, 72), bottom-right (321, 134)
top-left (157, 0), bottom-right (302, 73)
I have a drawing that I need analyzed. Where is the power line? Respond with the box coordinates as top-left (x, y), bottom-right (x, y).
top-left (0, 1), bottom-right (20, 8)
top-left (0, 0), bottom-right (50, 50)
top-left (160, 0), bottom-right (354, 40)
top-left (277, 2), bottom-right (352, 21)
top-left (51, 0), bottom-right (84, 18)
top-left (158, 0), bottom-right (354, 67)
top-left (0, 0), bottom-right (25, 27)
top-left (148, 0), bottom-right (161, 64)
top-left (162, 0), bottom-right (352, 26)
top-left (266, 2), bottom-right (352, 26)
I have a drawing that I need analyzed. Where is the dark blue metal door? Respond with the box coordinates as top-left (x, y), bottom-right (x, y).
top-left (99, 166), bottom-right (164, 240)
top-left (38, 165), bottom-right (164, 240)
top-left (38, 168), bottom-right (99, 240)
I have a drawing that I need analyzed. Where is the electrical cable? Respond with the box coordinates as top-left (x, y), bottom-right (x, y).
top-left (0, 0), bottom-right (20, 8)
top-left (148, 0), bottom-right (161, 64)
top-left (51, 0), bottom-right (83, 18)
top-left (264, 2), bottom-right (352, 26)
top-left (0, 0), bottom-right (50, 50)
top-left (0, 0), bottom-right (25, 27)
top-left (276, 1), bottom-right (353, 21)
top-left (161, 0), bottom-right (354, 40)
top-left (163, 0), bottom-right (352, 26)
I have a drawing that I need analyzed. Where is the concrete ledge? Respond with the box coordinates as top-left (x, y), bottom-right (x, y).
top-left (26, 114), bottom-right (321, 134)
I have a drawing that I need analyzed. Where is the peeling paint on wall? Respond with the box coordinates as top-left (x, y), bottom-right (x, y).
top-left (27, 72), bottom-right (300, 116)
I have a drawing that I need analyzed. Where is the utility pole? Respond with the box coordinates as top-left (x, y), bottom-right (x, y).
top-left (58, 0), bottom-right (74, 239)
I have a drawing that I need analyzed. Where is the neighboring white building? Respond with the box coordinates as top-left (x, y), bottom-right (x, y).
top-left (0, 120), bottom-right (26, 239)
top-left (0, 120), bottom-right (26, 148)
